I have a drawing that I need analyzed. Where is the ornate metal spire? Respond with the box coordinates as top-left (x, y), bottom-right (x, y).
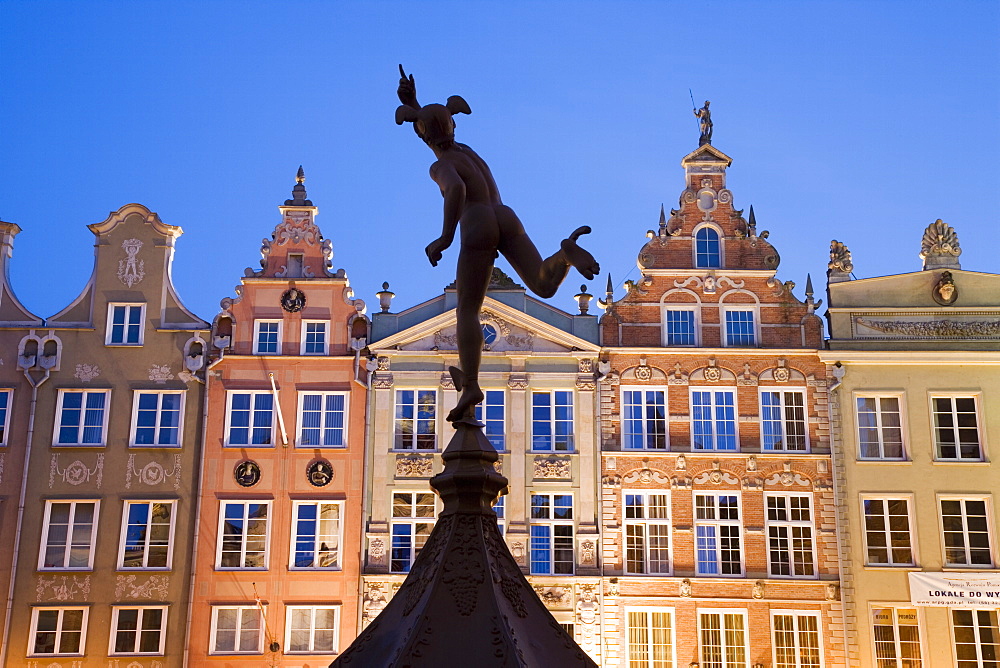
top-left (657, 203), bottom-right (667, 235)
top-left (285, 165), bottom-right (313, 206)
top-left (747, 205), bottom-right (757, 236)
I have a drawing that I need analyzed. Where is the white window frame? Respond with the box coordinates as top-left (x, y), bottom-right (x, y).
top-left (118, 500), bottom-right (177, 570)
top-left (108, 605), bottom-right (168, 656)
top-left (129, 390), bottom-right (185, 448)
top-left (106, 302), bottom-right (145, 346)
top-left (253, 319), bottom-right (283, 355)
top-left (720, 305), bottom-right (759, 347)
top-left (393, 389), bottom-right (438, 451)
top-left (529, 492), bottom-right (575, 575)
top-left (296, 391), bottom-right (348, 448)
top-left (765, 492), bottom-right (817, 579)
top-left (692, 222), bottom-right (724, 269)
top-left (759, 387), bottom-right (809, 452)
top-left (38, 500), bottom-right (99, 570)
top-left (224, 390), bottom-right (276, 447)
top-left (625, 606), bottom-right (676, 668)
top-left (28, 606), bottom-right (89, 657)
top-left (950, 607), bottom-right (1000, 668)
top-left (771, 610), bottom-right (824, 668)
top-left (493, 495), bottom-right (506, 535)
top-left (929, 393), bottom-right (985, 462)
top-left (209, 605), bottom-right (264, 655)
top-left (623, 491), bottom-right (672, 575)
top-left (300, 320), bottom-right (330, 355)
top-left (860, 495), bottom-right (917, 567)
top-left (390, 491), bottom-right (437, 573)
top-left (621, 387), bottom-right (669, 451)
top-left (284, 605), bottom-right (341, 654)
top-left (475, 389), bottom-right (507, 452)
top-left (531, 390), bottom-right (575, 452)
top-left (290, 500), bottom-right (344, 570)
top-left (215, 500), bottom-right (272, 570)
top-left (0, 388), bottom-right (12, 446)
top-left (869, 604), bottom-right (925, 668)
top-left (694, 493), bottom-right (743, 576)
top-left (662, 305), bottom-right (700, 347)
top-left (53, 389), bottom-right (111, 447)
top-left (690, 388), bottom-right (739, 451)
top-left (854, 392), bottom-right (907, 461)
top-left (938, 495), bottom-right (995, 568)
top-left (697, 608), bottom-right (749, 668)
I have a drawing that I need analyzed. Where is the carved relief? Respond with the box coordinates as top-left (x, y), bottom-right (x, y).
top-left (510, 541), bottom-right (525, 563)
top-left (690, 358), bottom-right (736, 383)
top-left (746, 455), bottom-right (758, 472)
top-left (580, 539), bottom-right (596, 565)
top-left (36, 575), bottom-right (90, 601)
top-left (368, 537), bottom-right (386, 564)
top-left (623, 463), bottom-right (670, 485)
top-left (752, 580), bottom-right (765, 599)
top-left (576, 376), bottom-right (596, 391)
top-left (507, 374), bottom-right (529, 390)
top-left (50, 454), bottom-right (104, 489)
top-left (376, 356), bottom-right (391, 371)
top-left (440, 372), bottom-right (455, 389)
top-left (675, 454), bottom-right (687, 471)
top-left (668, 362), bottom-right (689, 385)
top-left (826, 583), bottom-right (840, 601)
top-left (737, 363), bottom-right (757, 386)
top-left (274, 213), bottom-right (321, 246)
top-left (148, 364), bottom-right (174, 383)
top-left (125, 454), bottom-right (182, 490)
top-left (693, 461), bottom-right (739, 485)
top-left (933, 271), bottom-right (959, 306)
top-left (764, 463), bottom-right (810, 487)
top-left (117, 238), bottom-right (145, 287)
top-left (371, 373), bottom-right (394, 389)
top-left (114, 574), bottom-right (170, 599)
top-left (679, 578), bottom-right (692, 597)
top-left (395, 454), bottom-right (434, 478)
top-left (601, 474), bottom-right (622, 487)
top-left (534, 586), bottom-right (571, 608)
top-left (74, 364), bottom-right (101, 382)
top-left (622, 359), bottom-right (667, 382)
top-left (920, 219), bottom-right (961, 260)
top-left (605, 579), bottom-right (619, 597)
top-left (855, 317), bottom-right (1000, 338)
top-left (362, 582), bottom-right (389, 626)
top-left (534, 457), bottom-right (571, 479)
top-left (829, 240), bottom-right (853, 273)
top-left (773, 359), bottom-right (790, 383)
top-left (578, 358), bottom-right (594, 374)
top-left (576, 584), bottom-right (600, 653)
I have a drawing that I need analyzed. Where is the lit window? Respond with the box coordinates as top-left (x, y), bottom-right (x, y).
top-left (475, 390), bottom-right (506, 451)
top-left (699, 610), bottom-right (748, 667)
top-left (724, 309), bottom-right (756, 346)
top-left (107, 303), bottom-right (144, 345)
top-left (862, 497), bottom-right (914, 566)
top-left (772, 612), bottom-right (822, 668)
top-left (872, 607), bottom-right (922, 667)
top-left (624, 493), bottom-right (671, 574)
top-left (493, 496), bottom-right (505, 535)
top-left (217, 501), bottom-right (270, 569)
top-left (110, 606), bottom-right (167, 656)
top-left (301, 321), bottom-right (328, 355)
top-left (761, 390), bottom-right (807, 451)
top-left (530, 493), bottom-right (574, 575)
top-left (932, 396), bottom-right (982, 461)
top-left (695, 494), bottom-right (742, 576)
top-left (951, 608), bottom-right (998, 668)
top-left (210, 606), bottom-right (262, 654)
top-left (856, 395), bottom-right (905, 460)
top-left (119, 501), bottom-right (175, 569)
top-left (531, 391), bottom-right (574, 452)
top-left (298, 392), bottom-right (346, 447)
top-left (390, 492), bottom-right (436, 573)
top-left (291, 501), bottom-right (342, 569)
top-left (0, 389), bottom-right (11, 445)
top-left (54, 390), bottom-right (110, 446)
top-left (695, 227), bottom-right (721, 268)
top-left (131, 391), bottom-right (184, 447)
top-left (941, 498), bottom-right (993, 567)
top-left (664, 309), bottom-right (697, 346)
top-left (253, 320), bottom-right (281, 355)
top-left (394, 390), bottom-right (437, 450)
top-left (285, 606), bottom-right (339, 654)
top-left (692, 390), bottom-right (737, 451)
top-left (766, 494), bottom-right (815, 578)
top-left (627, 608), bottom-right (674, 667)
top-left (39, 501), bottom-right (98, 570)
top-left (623, 389), bottom-right (668, 450)
top-left (225, 391), bottom-right (274, 446)
top-left (29, 607), bottom-right (87, 656)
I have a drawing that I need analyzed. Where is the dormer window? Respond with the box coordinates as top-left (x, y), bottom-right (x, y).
top-left (695, 227), bottom-right (721, 268)
top-left (107, 304), bottom-right (144, 346)
top-left (254, 320), bottom-right (282, 355)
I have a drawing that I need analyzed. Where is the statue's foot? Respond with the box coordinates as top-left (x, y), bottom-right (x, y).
top-left (562, 226), bottom-right (601, 280)
top-left (448, 384), bottom-right (485, 422)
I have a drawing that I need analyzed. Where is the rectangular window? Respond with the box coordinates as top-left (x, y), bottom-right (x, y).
top-left (301, 321), bottom-right (329, 355)
top-left (856, 395), bottom-right (905, 460)
top-left (298, 392), bottom-right (347, 447)
top-left (699, 610), bottom-right (748, 668)
top-left (211, 606), bottom-right (262, 654)
top-left (695, 494), bottom-right (742, 576)
top-left (285, 606), bottom-right (339, 654)
top-left (624, 492), bottom-right (671, 574)
top-left (475, 390), bottom-right (506, 451)
top-left (39, 501), bottom-right (98, 570)
top-left (394, 389), bottom-right (437, 450)
top-left (532, 391), bottom-right (574, 452)
top-left (952, 608), bottom-right (999, 668)
top-left (530, 493), bottom-right (574, 575)
top-left (623, 389), bottom-right (668, 450)
top-left (692, 390), bottom-right (737, 451)
top-left (724, 309), bottom-right (756, 346)
top-left (391, 492), bottom-right (436, 573)
top-left (107, 303), bottom-right (144, 345)
top-left (0, 388), bottom-right (11, 445)
top-left (872, 607), bottom-right (922, 668)
top-left (119, 501), bottom-right (175, 569)
top-left (54, 389), bottom-right (110, 446)
top-left (941, 498), bottom-right (993, 567)
top-left (217, 501), bottom-right (270, 569)
top-left (627, 608), bottom-right (674, 668)
top-left (932, 396), bottom-right (982, 461)
top-left (664, 309), bottom-right (697, 346)
top-left (226, 391), bottom-right (274, 446)
top-left (291, 501), bottom-right (342, 569)
top-left (761, 390), bottom-right (807, 452)
top-left (110, 606), bottom-right (167, 655)
top-left (766, 494), bottom-right (815, 578)
top-left (862, 498), bottom-right (915, 566)
top-left (131, 391), bottom-right (184, 447)
top-left (494, 496), bottom-right (505, 535)
top-left (772, 612), bottom-right (822, 668)
top-left (29, 607), bottom-right (88, 656)
top-left (253, 320), bottom-right (281, 355)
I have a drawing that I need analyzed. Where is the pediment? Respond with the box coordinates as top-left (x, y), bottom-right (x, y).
top-left (681, 144), bottom-right (733, 166)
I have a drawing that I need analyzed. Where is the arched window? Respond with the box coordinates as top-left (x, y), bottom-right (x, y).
top-left (695, 227), bottom-right (721, 268)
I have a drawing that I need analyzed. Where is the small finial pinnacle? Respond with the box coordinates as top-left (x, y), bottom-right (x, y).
top-left (606, 274), bottom-right (613, 295)
top-left (805, 273), bottom-right (814, 296)
top-left (659, 204), bottom-right (666, 226)
top-left (296, 165), bottom-right (305, 184)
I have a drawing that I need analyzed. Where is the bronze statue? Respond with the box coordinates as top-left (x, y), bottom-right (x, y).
top-left (396, 66), bottom-right (599, 422)
top-left (694, 100), bottom-right (712, 145)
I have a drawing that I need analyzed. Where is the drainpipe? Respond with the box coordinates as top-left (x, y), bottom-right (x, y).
top-left (355, 373), bottom-right (375, 637)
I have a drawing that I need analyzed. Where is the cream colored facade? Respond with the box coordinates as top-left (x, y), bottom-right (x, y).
top-left (822, 223), bottom-right (1000, 666)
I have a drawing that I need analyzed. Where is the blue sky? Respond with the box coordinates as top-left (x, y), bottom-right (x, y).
top-left (2, 1), bottom-right (997, 323)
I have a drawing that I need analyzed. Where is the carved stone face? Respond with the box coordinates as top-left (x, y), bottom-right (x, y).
top-left (939, 282), bottom-right (955, 301)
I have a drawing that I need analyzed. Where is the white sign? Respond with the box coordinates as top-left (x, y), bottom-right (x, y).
top-left (909, 572), bottom-right (1000, 608)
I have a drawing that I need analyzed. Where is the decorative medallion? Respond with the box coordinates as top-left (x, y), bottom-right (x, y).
top-left (234, 460), bottom-right (261, 487)
top-left (481, 323), bottom-right (497, 346)
top-left (281, 287), bottom-right (306, 313)
top-left (307, 459), bottom-right (334, 487)
top-left (117, 238), bottom-right (145, 288)
top-left (933, 271), bottom-right (958, 306)
top-left (74, 363), bottom-right (101, 382)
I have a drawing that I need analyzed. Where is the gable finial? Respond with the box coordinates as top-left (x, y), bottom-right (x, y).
top-left (658, 204), bottom-right (667, 234)
top-left (296, 165), bottom-right (305, 185)
top-left (285, 165), bottom-right (313, 206)
top-left (747, 205), bottom-right (757, 236)
top-left (919, 219), bottom-right (961, 270)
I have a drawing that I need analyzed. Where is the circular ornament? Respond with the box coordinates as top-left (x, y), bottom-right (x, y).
top-left (140, 462), bottom-right (166, 486)
top-left (281, 288), bottom-right (306, 313)
top-left (481, 323), bottom-right (497, 346)
top-left (307, 459), bottom-right (334, 487)
top-left (234, 460), bottom-right (261, 487)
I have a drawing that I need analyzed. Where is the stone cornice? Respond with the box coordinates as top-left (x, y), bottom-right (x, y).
top-left (819, 351), bottom-right (1000, 364)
